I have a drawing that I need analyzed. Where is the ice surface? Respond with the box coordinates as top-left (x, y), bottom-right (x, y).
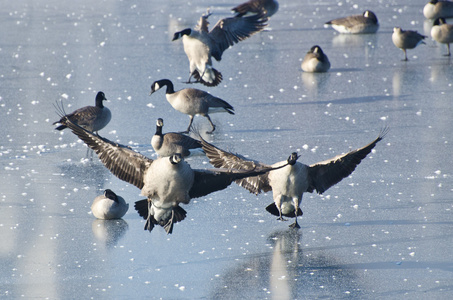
top-left (1, 0), bottom-right (452, 299)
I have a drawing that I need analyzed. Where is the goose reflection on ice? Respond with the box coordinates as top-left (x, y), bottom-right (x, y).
top-left (301, 72), bottom-right (330, 97)
top-left (91, 219), bottom-right (129, 249)
top-left (210, 229), bottom-right (362, 299)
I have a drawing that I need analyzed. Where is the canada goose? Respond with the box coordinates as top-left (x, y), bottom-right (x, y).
top-left (91, 189), bottom-right (129, 220)
top-left (423, 0), bottom-right (453, 20)
top-left (325, 10), bottom-right (379, 34)
top-left (392, 27), bottom-right (427, 61)
top-left (53, 91), bottom-right (111, 134)
top-left (301, 45), bottom-right (331, 73)
top-left (150, 79), bottom-right (234, 134)
top-left (431, 18), bottom-right (453, 56)
top-left (232, 0), bottom-right (279, 18)
top-left (198, 128), bottom-right (388, 228)
top-left (151, 118), bottom-right (203, 157)
top-left (172, 10), bottom-right (267, 87)
top-left (56, 114), bottom-right (285, 234)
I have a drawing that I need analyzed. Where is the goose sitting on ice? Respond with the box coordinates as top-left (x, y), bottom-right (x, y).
top-left (151, 118), bottom-right (204, 157)
top-left (91, 189), bottom-right (129, 220)
top-left (325, 10), bottom-right (379, 34)
top-left (423, 0), bottom-right (453, 20)
top-left (301, 45), bottom-right (331, 73)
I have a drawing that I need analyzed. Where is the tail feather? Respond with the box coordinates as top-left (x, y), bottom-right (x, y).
top-left (134, 200), bottom-right (187, 234)
top-left (208, 97), bottom-right (235, 115)
top-left (265, 202), bottom-right (303, 218)
top-left (134, 199), bottom-right (149, 220)
top-left (192, 69), bottom-right (222, 87)
top-left (54, 124), bottom-right (67, 131)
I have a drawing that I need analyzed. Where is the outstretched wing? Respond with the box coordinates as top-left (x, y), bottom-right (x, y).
top-left (59, 116), bottom-right (153, 189)
top-left (195, 10), bottom-right (211, 33)
top-left (208, 13), bottom-right (267, 61)
top-left (308, 127), bottom-right (389, 194)
top-left (189, 166), bottom-right (278, 199)
top-left (199, 137), bottom-right (273, 194)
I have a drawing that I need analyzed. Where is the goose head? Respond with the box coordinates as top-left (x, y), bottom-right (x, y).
top-left (310, 45), bottom-right (323, 55)
top-left (104, 189), bottom-right (118, 202)
top-left (169, 153), bottom-right (183, 165)
top-left (363, 10), bottom-right (378, 22)
top-left (287, 152), bottom-right (300, 165)
top-left (150, 81), bottom-right (162, 95)
top-left (172, 28), bottom-right (192, 41)
top-left (433, 17), bottom-right (447, 26)
top-left (95, 91), bottom-right (107, 107)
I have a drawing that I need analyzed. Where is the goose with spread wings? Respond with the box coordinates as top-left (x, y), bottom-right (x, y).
top-left (57, 114), bottom-right (288, 234)
top-left (199, 128), bottom-right (388, 228)
top-left (172, 10), bottom-right (267, 87)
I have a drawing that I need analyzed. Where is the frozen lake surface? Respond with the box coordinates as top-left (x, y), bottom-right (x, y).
top-left (1, 0), bottom-right (452, 298)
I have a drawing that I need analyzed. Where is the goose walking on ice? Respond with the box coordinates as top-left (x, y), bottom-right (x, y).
top-left (198, 128), bottom-right (388, 229)
top-left (150, 79), bottom-right (234, 134)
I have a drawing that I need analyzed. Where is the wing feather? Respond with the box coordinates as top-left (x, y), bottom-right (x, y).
top-left (199, 137), bottom-right (272, 194)
top-left (60, 117), bottom-right (153, 189)
top-left (308, 127), bottom-right (388, 194)
top-left (208, 13), bottom-right (267, 61)
top-left (189, 167), bottom-right (275, 198)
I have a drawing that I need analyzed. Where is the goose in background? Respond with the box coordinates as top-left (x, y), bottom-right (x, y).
top-left (423, 0), bottom-right (453, 20)
top-left (198, 128), bottom-right (388, 228)
top-left (150, 79), bottom-right (234, 134)
top-left (301, 45), bottom-right (331, 73)
top-left (91, 189), bottom-right (129, 220)
top-left (431, 17), bottom-right (453, 56)
top-left (53, 91), bottom-right (111, 134)
top-left (172, 9), bottom-right (267, 87)
top-left (325, 10), bottom-right (379, 34)
top-left (392, 27), bottom-right (427, 61)
top-left (232, 0), bottom-right (279, 18)
top-left (151, 118), bottom-right (204, 157)
top-left (56, 113), bottom-right (284, 234)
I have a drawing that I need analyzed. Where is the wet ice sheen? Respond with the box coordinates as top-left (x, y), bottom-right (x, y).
top-left (1, 0), bottom-right (453, 299)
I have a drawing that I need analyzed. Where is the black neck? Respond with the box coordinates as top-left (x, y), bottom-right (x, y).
top-left (95, 95), bottom-right (105, 108)
top-left (158, 79), bottom-right (175, 94)
top-left (155, 125), bottom-right (163, 136)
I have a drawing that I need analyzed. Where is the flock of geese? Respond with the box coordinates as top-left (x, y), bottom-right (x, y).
top-left (58, 0), bottom-right (453, 234)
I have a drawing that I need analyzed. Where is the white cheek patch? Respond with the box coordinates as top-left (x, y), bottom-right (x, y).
top-left (154, 83), bottom-right (160, 90)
